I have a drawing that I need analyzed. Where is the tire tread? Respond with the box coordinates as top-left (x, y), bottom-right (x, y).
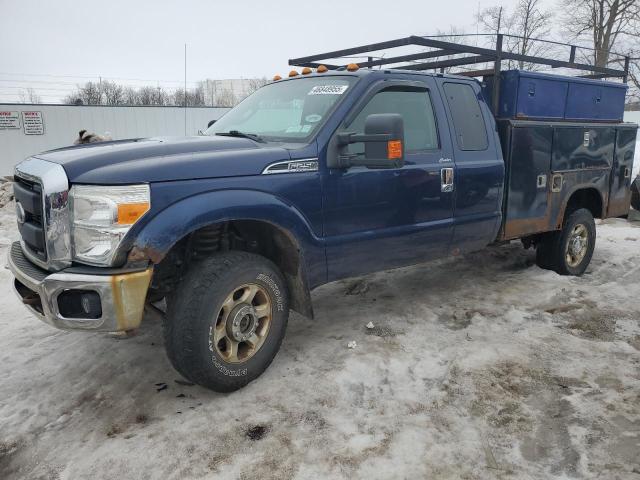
top-left (164, 251), bottom-right (288, 392)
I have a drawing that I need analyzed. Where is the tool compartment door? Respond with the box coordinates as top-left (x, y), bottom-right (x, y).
top-left (608, 126), bottom-right (638, 217)
top-left (502, 124), bottom-right (553, 239)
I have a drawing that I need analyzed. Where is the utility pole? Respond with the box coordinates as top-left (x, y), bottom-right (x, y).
top-left (184, 43), bottom-right (187, 135)
top-left (476, 1), bottom-right (480, 46)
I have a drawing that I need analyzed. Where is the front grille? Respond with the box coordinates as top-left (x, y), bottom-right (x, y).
top-left (14, 175), bottom-right (46, 261)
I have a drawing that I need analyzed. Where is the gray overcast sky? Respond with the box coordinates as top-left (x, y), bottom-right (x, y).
top-left (0, 0), bottom-right (554, 102)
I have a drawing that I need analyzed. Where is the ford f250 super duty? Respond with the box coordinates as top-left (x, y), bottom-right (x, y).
top-left (8, 36), bottom-right (637, 392)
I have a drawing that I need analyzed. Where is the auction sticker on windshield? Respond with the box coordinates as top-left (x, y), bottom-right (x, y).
top-left (308, 85), bottom-right (349, 95)
top-left (305, 114), bottom-right (322, 123)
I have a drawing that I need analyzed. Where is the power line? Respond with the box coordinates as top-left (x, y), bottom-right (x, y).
top-left (0, 71), bottom-right (201, 85)
top-left (0, 84), bottom-right (193, 93)
top-left (0, 78), bottom-right (200, 87)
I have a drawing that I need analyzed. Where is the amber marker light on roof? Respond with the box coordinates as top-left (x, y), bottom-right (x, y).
top-left (289, 70), bottom-right (299, 77)
top-left (346, 63), bottom-right (360, 72)
top-left (317, 65), bottom-right (328, 73)
top-left (273, 74), bottom-right (282, 81)
top-left (301, 67), bottom-right (312, 75)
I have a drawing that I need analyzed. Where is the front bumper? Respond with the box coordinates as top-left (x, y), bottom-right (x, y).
top-left (8, 242), bottom-right (152, 332)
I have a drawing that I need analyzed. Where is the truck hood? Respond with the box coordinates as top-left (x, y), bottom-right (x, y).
top-left (33, 136), bottom-right (292, 184)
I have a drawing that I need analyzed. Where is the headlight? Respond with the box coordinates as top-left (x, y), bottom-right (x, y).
top-left (70, 184), bottom-right (150, 266)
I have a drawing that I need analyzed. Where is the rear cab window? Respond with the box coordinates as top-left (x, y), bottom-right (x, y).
top-left (442, 82), bottom-right (488, 151)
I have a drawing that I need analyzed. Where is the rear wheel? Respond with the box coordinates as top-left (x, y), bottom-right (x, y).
top-left (631, 177), bottom-right (640, 211)
top-left (535, 208), bottom-right (596, 276)
top-left (164, 251), bottom-right (289, 392)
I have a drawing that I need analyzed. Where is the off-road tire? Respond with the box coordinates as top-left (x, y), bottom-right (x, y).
top-left (164, 251), bottom-right (289, 392)
top-left (535, 208), bottom-right (595, 276)
top-left (631, 176), bottom-right (640, 211)
top-left (534, 236), bottom-right (555, 271)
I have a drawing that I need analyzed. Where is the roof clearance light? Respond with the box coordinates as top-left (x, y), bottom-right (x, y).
top-left (289, 70), bottom-right (299, 77)
top-left (346, 63), bottom-right (360, 72)
top-left (301, 67), bottom-right (312, 75)
top-left (317, 65), bottom-right (328, 73)
top-left (273, 74), bottom-right (282, 81)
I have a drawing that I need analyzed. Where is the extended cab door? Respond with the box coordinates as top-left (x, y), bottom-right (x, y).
top-left (322, 77), bottom-right (456, 281)
top-left (436, 80), bottom-right (505, 253)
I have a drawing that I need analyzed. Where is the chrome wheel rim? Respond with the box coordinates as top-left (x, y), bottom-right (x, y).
top-left (566, 224), bottom-right (588, 268)
top-left (211, 283), bottom-right (272, 364)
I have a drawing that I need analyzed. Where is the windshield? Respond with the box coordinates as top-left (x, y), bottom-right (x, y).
top-left (205, 76), bottom-right (356, 142)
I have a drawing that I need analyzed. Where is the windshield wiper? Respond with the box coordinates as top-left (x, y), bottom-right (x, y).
top-left (215, 130), bottom-right (265, 143)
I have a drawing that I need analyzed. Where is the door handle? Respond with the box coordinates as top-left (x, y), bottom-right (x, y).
top-left (441, 168), bottom-right (454, 193)
top-left (551, 173), bottom-right (563, 192)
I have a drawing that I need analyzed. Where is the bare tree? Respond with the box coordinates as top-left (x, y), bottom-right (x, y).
top-left (189, 85), bottom-right (205, 106)
top-left (477, 5), bottom-right (513, 35)
top-left (477, 0), bottom-right (554, 70)
top-left (18, 87), bottom-right (41, 104)
top-left (214, 88), bottom-right (237, 107)
top-left (63, 80), bottom-right (228, 106)
top-left (138, 86), bottom-right (160, 105)
top-left (171, 86), bottom-right (205, 107)
top-left (246, 77), bottom-right (268, 96)
top-left (101, 81), bottom-right (125, 105)
top-left (63, 93), bottom-right (82, 104)
top-left (122, 87), bottom-right (139, 105)
top-left (560, 0), bottom-right (639, 67)
top-left (154, 87), bottom-right (169, 106)
top-left (172, 88), bottom-right (186, 106)
top-left (624, 51), bottom-right (640, 102)
top-left (511, 0), bottom-right (554, 69)
top-left (75, 81), bottom-right (103, 105)
top-left (431, 25), bottom-right (474, 74)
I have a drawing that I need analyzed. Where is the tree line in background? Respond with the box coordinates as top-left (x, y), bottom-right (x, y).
top-left (474, 0), bottom-right (640, 105)
top-left (59, 77), bottom-right (268, 107)
top-left (14, 0), bottom-right (640, 107)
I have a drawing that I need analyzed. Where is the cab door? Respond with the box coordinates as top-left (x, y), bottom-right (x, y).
top-left (436, 79), bottom-right (505, 252)
top-left (321, 77), bottom-right (455, 281)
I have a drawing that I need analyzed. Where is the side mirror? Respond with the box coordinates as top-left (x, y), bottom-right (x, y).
top-left (334, 113), bottom-right (405, 169)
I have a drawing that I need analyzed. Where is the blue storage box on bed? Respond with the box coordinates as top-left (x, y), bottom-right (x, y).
top-left (482, 70), bottom-right (627, 122)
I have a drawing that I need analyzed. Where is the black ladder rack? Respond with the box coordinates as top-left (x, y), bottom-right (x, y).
top-left (288, 34), bottom-right (630, 115)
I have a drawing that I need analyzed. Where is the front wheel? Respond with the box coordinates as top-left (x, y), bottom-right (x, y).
top-left (535, 208), bottom-right (596, 276)
top-left (164, 251), bottom-right (289, 392)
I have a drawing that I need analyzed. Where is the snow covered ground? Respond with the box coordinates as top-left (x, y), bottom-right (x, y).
top-left (0, 202), bottom-right (639, 480)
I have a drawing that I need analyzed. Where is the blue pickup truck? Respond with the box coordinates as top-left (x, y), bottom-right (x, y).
top-left (8, 37), bottom-right (637, 391)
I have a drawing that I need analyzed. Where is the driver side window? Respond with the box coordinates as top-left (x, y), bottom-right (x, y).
top-left (348, 86), bottom-right (439, 155)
